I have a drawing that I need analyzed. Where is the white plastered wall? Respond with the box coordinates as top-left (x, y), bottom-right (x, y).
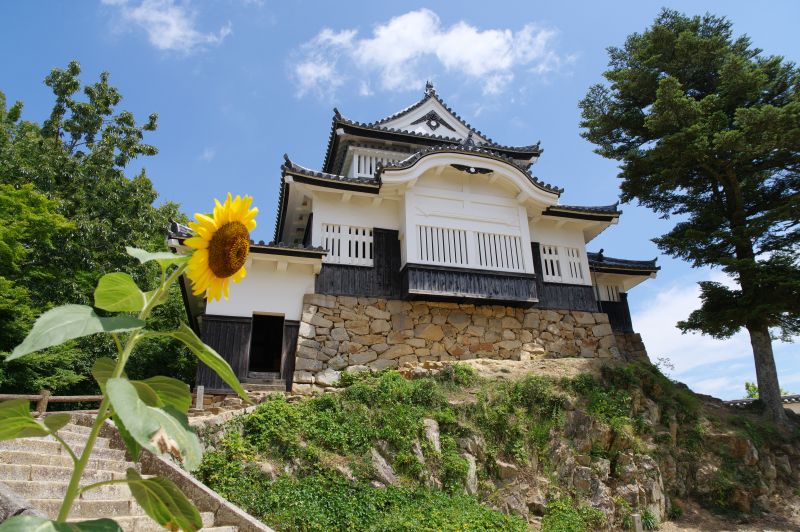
top-left (310, 190), bottom-right (401, 248)
top-left (530, 218), bottom-right (593, 286)
top-left (402, 168), bottom-right (535, 273)
top-left (205, 258), bottom-right (317, 321)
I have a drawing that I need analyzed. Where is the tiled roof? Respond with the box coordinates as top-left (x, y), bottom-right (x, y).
top-left (587, 252), bottom-right (659, 273)
top-left (547, 203), bottom-right (621, 215)
top-left (168, 221), bottom-right (325, 257)
top-left (323, 83), bottom-right (542, 173)
top-left (375, 144), bottom-right (563, 195)
top-left (281, 154), bottom-right (379, 186)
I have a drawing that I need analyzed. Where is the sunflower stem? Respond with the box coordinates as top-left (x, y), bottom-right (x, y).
top-left (56, 262), bottom-right (187, 522)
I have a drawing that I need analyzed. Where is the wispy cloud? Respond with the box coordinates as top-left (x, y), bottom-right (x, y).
top-left (102, 0), bottom-right (231, 53)
top-left (632, 270), bottom-right (797, 400)
top-left (199, 147), bottom-right (215, 162)
top-left (291, 9), bottom-right (574, 98)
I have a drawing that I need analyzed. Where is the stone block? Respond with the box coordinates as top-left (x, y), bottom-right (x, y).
top-left (593, 312), bottom-right (610, 324)
top-left (502, 329), bottom-right (516, 340)
top-left (369, 358), bottom-right (398, 370)
top-left (591, 324), bottom-right (613, 337)
top-left (327, 354), bottom-right (348, 370)
top-left (297, 345), bottom-right (320, 359)
top-left (371, 319), bottom-right (391, 333)
top-left (542, 310), bottom-right (560, 323)
top-left (338, 296), bottom-right (358, 308)
top-left (406, 338), bottom-right (426, 348)
top-left (315, 368), bottom-right (341, 387)
top-left (350, 350), bottom-right (378, 365)
top-left (330, 327), bottom-right (349, 341)
top-left (446, 310), bottom-right (471, 330)
top-left (391, 313), bottom-right (414, 331)
top-left (345, 365), bottom-right (370, 374)
top-left (382, 344), bottom-right (414, 359)
top-left (309, 315), bottom-right (333, 328)
top-left (397, 354), bottom-right (418, 366)
top-left (365, 306), bottom-right (391, 320)
top-left (345, 320), bottom-right (370, 335)
top-left (415, 348), bottom-right (431, 357)
top-left (386, 300), bottom-right (409, 313)
top-left (466, 325), bottom-right (485, 337)
top-left (352, 334), bottom-right (385, 345)
top-left (387, 330), bottom-right (413, 344)
top-left (501, 316), bottom-right (522, 329)
top-left (371, 342), bottom-right (390, 353)
top-left (414, 324), bottom-right (444, 341)
top-left (295, 358), bottom-right (322, 371)
top-left (293, 371), bottom-right (314, 384)
top-left (298, 338), bottom-right (320, 349)
top-left (299, 322), bottom-right (315, 339)
top-left (340, 308), bottom-right (364, 321)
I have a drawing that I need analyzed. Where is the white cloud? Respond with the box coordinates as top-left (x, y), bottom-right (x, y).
top-left (199, 147), bottom-right (215, 162)
top-left (631, 270), bottom-right (797, 400)
top-left (291, 9), bottom-right (572, 97)
top-left (103, 0), bottom-right (231, 53)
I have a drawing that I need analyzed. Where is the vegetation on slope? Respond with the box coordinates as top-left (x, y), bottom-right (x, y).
top-left (196, 362), bottom-right (800, 531)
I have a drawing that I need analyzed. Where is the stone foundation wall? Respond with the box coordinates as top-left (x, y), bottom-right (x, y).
top-left (614, 332), bottom-right (651, 363)
top-left (293, 294), bottom-right (624, 393)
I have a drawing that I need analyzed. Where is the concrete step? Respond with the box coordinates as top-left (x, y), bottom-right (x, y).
top-left (7, 480), bottom-right (131, 501)
top-left (0, 438), bottom-right (126, 462)
top-left (100, 511), bottom-right (217, 531)
top-left (242, 383), bottom-right (285, 391)
top-left (203, 527), bottom-right (238, 532)
top-left (0, 463), bottom-right (126, 483)
top-left (32, 498), bottom-right (146, 519)
top-left (20, 432), bottom-right (111, 449)
top-left (61, 423), bottom-right (94, 435)
top-left (0, 450), bottom-right (134, 473)
top-left (247, 371), bottom-right (280, 380)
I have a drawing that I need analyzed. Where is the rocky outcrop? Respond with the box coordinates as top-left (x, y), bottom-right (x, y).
top-left (294, 295), bottom-right (624, 392)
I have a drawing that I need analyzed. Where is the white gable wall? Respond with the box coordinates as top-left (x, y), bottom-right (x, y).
top-left (378, 99), bottom-right (486, 143)
top-left (205, 259), bottom-right (316, 321)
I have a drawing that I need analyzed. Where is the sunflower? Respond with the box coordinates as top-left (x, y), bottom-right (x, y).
top-left (184, 193), bottom-right (258, 301)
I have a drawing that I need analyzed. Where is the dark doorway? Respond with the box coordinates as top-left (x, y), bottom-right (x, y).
top-left (249, 315), bottom-right (284, 373)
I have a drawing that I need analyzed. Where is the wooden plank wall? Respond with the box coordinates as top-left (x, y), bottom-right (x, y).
top-left (281, 320), bottom-right (299, 391)
top-left (531, 243), bottom-right (600, 312)
top-left (197, 315), bottom-right (252, 392)
top-left (402, 264), bottom-right (538, 304)
top-left (315, 228), bottom-right (402, 298)
top-left (599, 294), bottom-right (634, 333)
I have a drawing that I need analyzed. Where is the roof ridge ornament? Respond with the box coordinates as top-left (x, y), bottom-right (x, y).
top-left (425, 80), bottom-right (435, 96)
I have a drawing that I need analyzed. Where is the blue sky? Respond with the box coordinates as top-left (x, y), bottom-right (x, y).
top-left (2, 0), bottom-right (797, 399)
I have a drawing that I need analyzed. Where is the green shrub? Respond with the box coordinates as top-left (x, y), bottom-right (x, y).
top-left (436, 363), bottom-right (478, 387)
top-left (243, 397), bottom-right (302, 458)
top-left (541, 497), bottom-right (606, 532)
top-left (641, 508), bottom-right (659, 530)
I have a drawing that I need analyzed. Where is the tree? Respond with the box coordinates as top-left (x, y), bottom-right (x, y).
top-left (580, 10), bottom-right (800, 425)
top-left (744, 381), bottom-right (791, 399)
top-left (0, 62), bottom-right (194, 394)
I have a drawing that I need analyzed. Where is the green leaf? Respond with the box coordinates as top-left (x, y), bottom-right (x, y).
top-left (106, 378), bottom-right (202, 470)
top-left (9, 305), bottom-right (145, 360)
top-left (94, 273), bottom-right (146, 312)
top-left (125, 469), bottom-right (202, 532)
top-left (126, 246), bottom-right (188, 268)
top-left (169, 323), bottom-right (249, 403)
top-left (141, 376), bottom-right (192, 414)
top-left (131, 381), bottom-right (162, 407)
top-left (113, 413), bottom-right (141, 462)
top-left (0, 515), bottom-right (122, 531)
top-left (91, 357), bottom-right (121, 392)
top-left (0, 400), bottom-right (48, 440)
top-left (43, 413), bottom-right (71, 433)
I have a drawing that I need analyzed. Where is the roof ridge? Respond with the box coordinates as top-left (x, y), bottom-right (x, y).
top-left (282, 154), bottom-right (378, 185)
top-left (375, 144), bottom-right (562, 195)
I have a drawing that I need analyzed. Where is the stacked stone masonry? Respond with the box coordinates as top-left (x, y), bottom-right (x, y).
top-left (293, 294), bottom-right (625, 393)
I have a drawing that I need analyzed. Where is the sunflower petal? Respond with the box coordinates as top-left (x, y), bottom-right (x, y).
top-left (231, 266), bottom-right (247, 283)
top-left (184, 236), bottom-right (209, 249)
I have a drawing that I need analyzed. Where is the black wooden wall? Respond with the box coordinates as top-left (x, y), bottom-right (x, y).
top-left (401, 264), bottom-right (538, 305)
top-left (197, 315), bottom-right (252, 392)
top-left (281, 320), bottom-right (299, 392)
top-left (315, 228), bottom-right (402, 298)
top-left (599, 293), bottom-right (634, 333)
top-left (531, 243), bottom-right (599, 312)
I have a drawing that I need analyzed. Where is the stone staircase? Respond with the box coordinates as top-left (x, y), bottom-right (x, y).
top-left (241, 371), bottom-right (285, 393)
top-left (0, 422), bottom-right (237, 531)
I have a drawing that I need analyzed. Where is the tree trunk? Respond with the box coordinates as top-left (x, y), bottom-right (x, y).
top-left (747, 324), bottom-right (788, 426)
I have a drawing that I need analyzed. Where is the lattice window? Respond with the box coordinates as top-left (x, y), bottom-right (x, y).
top-left (476, 231), bottom-right (524, 271)
top-left (540, 244), bottom-right (562, 282)
top-left (595, 284), bottom-right (621, 302)
top-left (321, 224), bottom-right (373, 266)
top-left (563, 247), bottom-right (585, 283)
top-left (417, 225), bottom-right (469, 266)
